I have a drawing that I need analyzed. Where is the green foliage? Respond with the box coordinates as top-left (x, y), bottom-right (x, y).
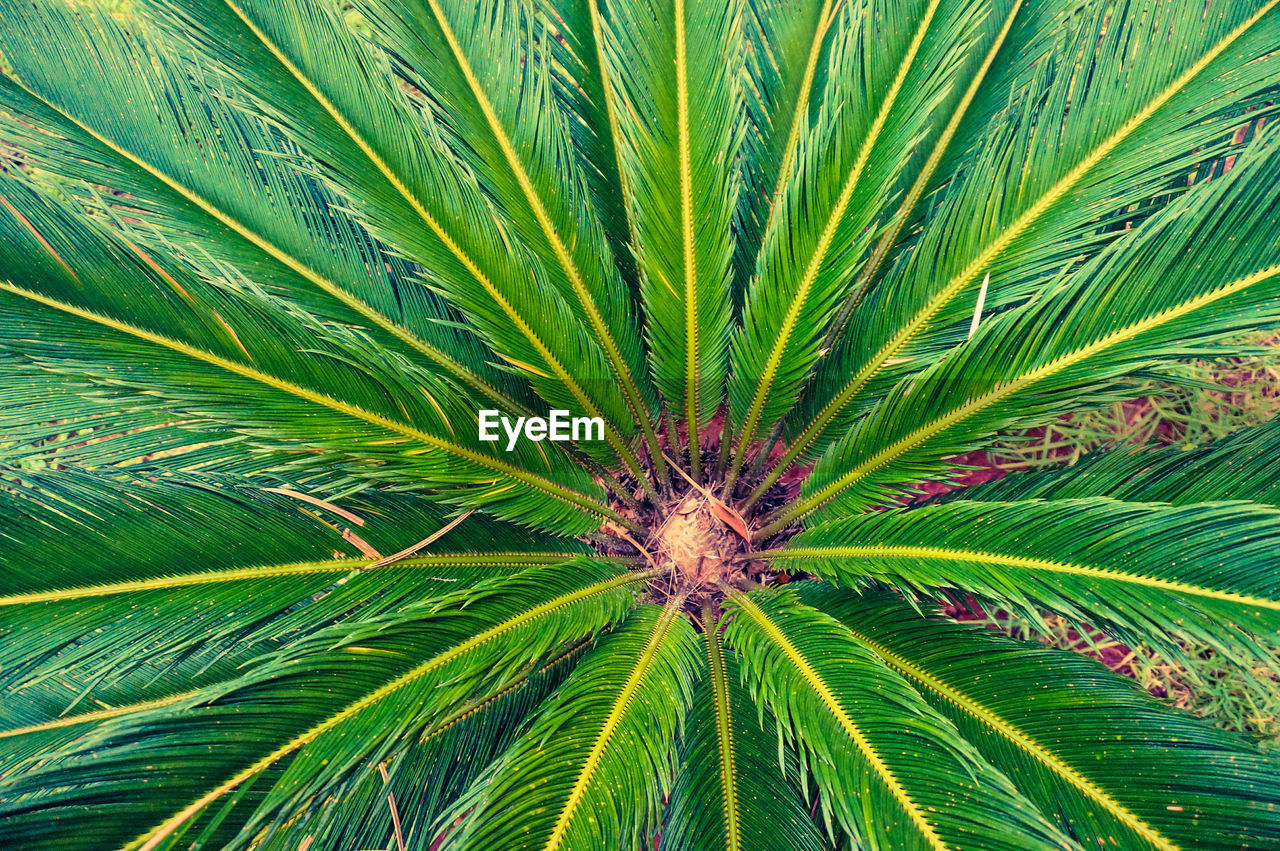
top-left (2, 1), bottom-right (1280, 848)
top-left (986, 332), bottom-right (1280, 469)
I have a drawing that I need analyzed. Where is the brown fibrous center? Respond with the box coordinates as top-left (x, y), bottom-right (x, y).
top-left (654, 494), bottom-right (745, 591)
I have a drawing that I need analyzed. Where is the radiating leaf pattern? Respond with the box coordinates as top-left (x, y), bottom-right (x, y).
top-left (2, 0), bottom-right (1280, 848)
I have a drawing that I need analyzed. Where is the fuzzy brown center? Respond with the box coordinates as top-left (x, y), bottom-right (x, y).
top-left (654, 494), bottom-right (745, 592)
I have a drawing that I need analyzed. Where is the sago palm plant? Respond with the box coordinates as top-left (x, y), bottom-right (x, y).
top-left (2, 0), bottom-right (1280, 847)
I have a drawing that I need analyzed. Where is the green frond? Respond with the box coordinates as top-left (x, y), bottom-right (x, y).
top-left (660, 612), bottom-right (827, 851)
top-left (807, 0), bottom-right (1030, 378)
top-left (739, 0), bottom-right (1066, 504)
top-left (0, 561), bottom-right (645, 849)
top-left (771, 127), bottom-right (1280, 532)
top-left (723, 589), bottom-right (1071, 850)
top-left (265, 641), bottom-right (591, 851)
top-left (772, 498), bottom-right (1280, 667)
top-left (0, 5), bottom-right (526, 420)
top-left (0, 467), bottom-right (571, 602)
top-left (533, 0), bottom-right (641, 294)
top-left (805, 584), bottom-right (1280, 849)
top-left (788, 0), bottom-right (1280, 467)
top-left (453, 602), bottom-right (701, 851)
top-left (953, 414), bottom-right (1280, 507)
top-left (596, 0), bottom-right (745, 476)
top-left (732, 0), bottom-right (836, 300)
top-left (0, 1), bottom-right (668, 489)
top-left (727, 0), bottom-right (1002, 467)
top-left (0, 166), bottom-right (620, 533)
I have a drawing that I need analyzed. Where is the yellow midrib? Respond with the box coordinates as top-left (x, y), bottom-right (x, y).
top-left (9, 60), bottom-right (511, 415)
top-left (734, 0), bottom-right (942, 460)
top-left (703, 609), bottom-right (741, 850)
top-left (845, 627), bottom-right (1179, 851)
top-left (787, 0), bottom-right (1280, 474)
top-left (543, 600), bottom-right (682, 851)
top-left (217, 0), bottom-right (656, 491)
top-left (780, 543), bottom-right (1280, 612)
top-left (126, 569), bottom-right (652, 851)
top-left (0, 690), bottom-right (202, 740)
top-left (0, 552), bottom-right (584, 607)
top-left (0, 281), bottom-right (617, 522)
top-left (777, 261), bottom-right (1280, 527)
top-left (744, 0), bottom-right (1026, 511)
top-left (419, 0), bottom-right (657, 454)
top-left (732, 592), bottom-right (947, 850)
top-left (756, 0), bottom-right (838, 249)
top-left (427, 640), bottom-right (590, 745)
top-left (673, 0), bottom-right (705, 476)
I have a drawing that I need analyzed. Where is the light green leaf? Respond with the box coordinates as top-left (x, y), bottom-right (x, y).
top-left (806, 584), bottom-right (1280, 849)
top-left (723, 589), bottom-right (1071, 850)
top-left (454, 602), bottom-right (701, 851)
top-left (660, 608), bottom-right (828, 851)
top-left (773, 498), bottom-right (1280, 666)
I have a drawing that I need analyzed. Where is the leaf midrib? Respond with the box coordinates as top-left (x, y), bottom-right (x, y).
top-left (125, 568), bottom-right (653, 851)
top-left (0, 552), bottom-right (589, 607)
top-left (776, 544), bottom-right (1280, 612)
top-left (675, 0), bottom-right (702, 479)
top-left (764, 261), bottom-right (1280, 532)
top-left (730, 591), bottom-right (947, 851)
top-left (784, 0), bottom-right (1280, 471)
top-left (844, 626), bottom-right (1179, 851)
top-left (702, 604), bottom-right (740, 850)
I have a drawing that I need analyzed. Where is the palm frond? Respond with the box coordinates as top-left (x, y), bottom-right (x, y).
top-left (723, 588), bottom-right (1071, 850)
top-left (812, 0), bottom-right (1030, 361)
top-left (768, 127), bottom-right (1280, 533)
top-left (784, 0), bottom-right (1280, 470)
top-left (134, 0), bottom-right (666, 481)
top-left (953, 414), bottom-right (1280, 506)
top-left (0, 165), bottom-right (623, 533)
top-left (660, 607), bottom-right (828, 851)
top-left (534, 0), bottom-right (641, 294)
top-left (596, 0), bottom-right (745, 478)
top-left (447, 601), bottom-right (700, 851)
top-left (0, 5), bottom-right (528, 419)
top-left (770, 497), bottom-right (1280, 666)
top-left (732, 0), bottom-right (838, 298)
top-left (268, 641), bottom-right (590, 851)
top-left (0, 470), bottom-right (583, 746)
top-left (805, 584), bottom-right (1280, 849)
